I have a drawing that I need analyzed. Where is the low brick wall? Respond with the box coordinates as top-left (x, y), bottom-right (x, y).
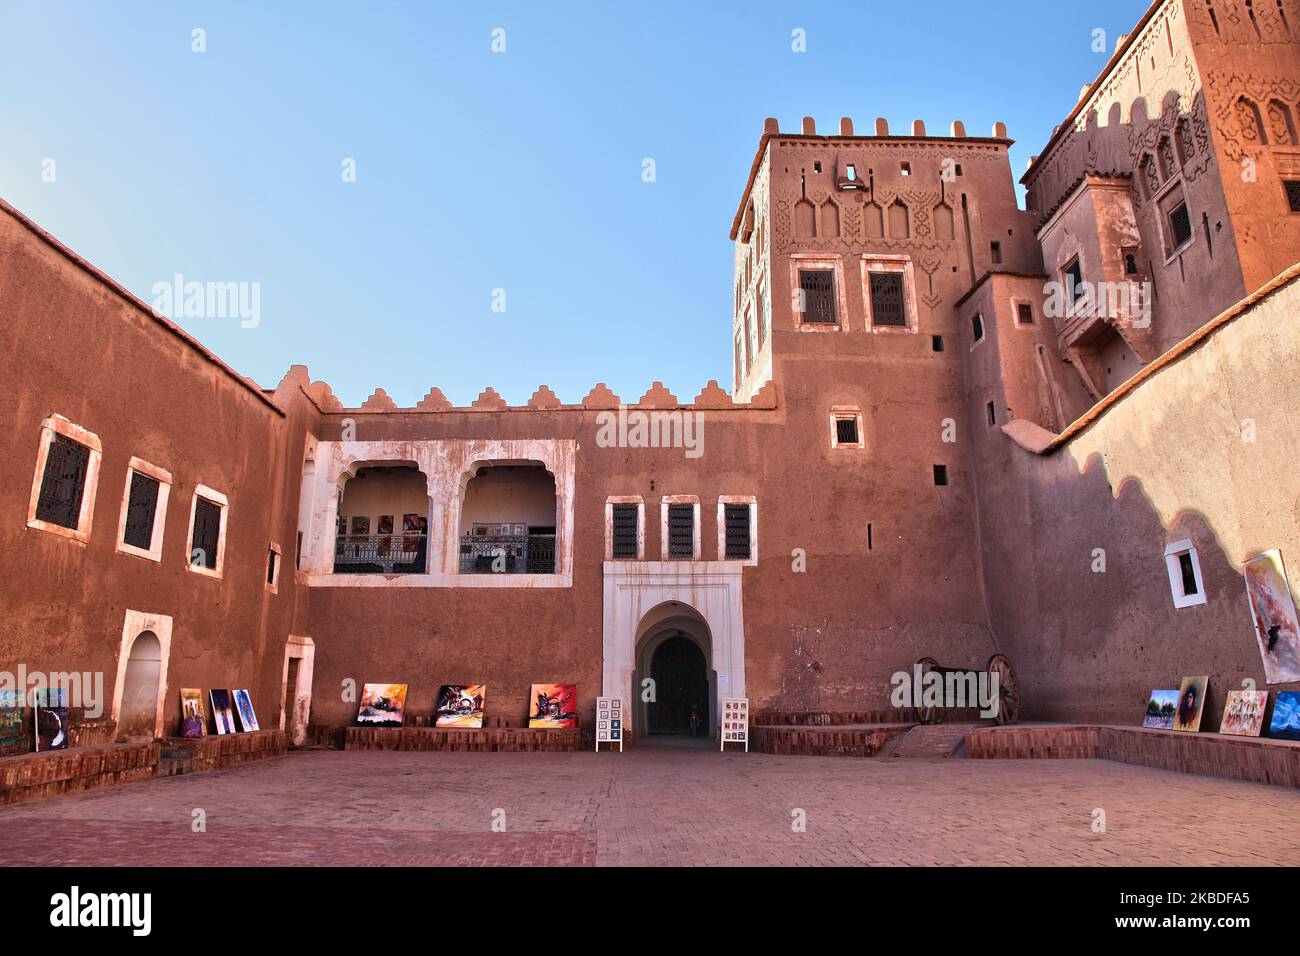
top-left (345, 726), bottom-right (581, 752)
top-left (0, 741), bottom-right (159, 805)
top-left (752, 708), bottom-right (980, 727)
top-left (966, 724), bottom-right (1300, 787)
top-left (751, 723), bottom-right (913, 757)
top-left (162, 729), bottom-right (287, 772)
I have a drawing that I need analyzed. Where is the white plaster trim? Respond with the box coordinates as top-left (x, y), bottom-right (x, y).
top-left (829, 406), bottom-right (865, 449)
top-left (660, 495), bottom-right (701, 560)
top-left (602, 561), bottom-right (747, 740)
top-left (860, 254), bottom-right (919, 334)
top-left (605, 496), bottom-right (645, 561)
top-left (279, 635), bottom-right (315, 745)
top-left (114, 457), bottom-right (172, 562)
top-left (26, 414), bottom-right (102, 545)
top-left (110, 609), bottom-right (173, 739)
top-left (185, 484), bottom-right (229, 579)
top-left (1164, 539), bottom-right (1207, 608)
top-left (716, 496), bottom-right (758, 565)
top-left (1009, 295), bottom-right (1037, 329)
top-left (300, 439), bottom-right (575, 587)
top-left (788, 254), bottom-right (849, 331)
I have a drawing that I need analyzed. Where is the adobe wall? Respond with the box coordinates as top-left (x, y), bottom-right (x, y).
top-left (300, 376), bottom-right (996, 733)
top-left (968, 266), bottom-right (1300, 726)
top-left (0, 202), bottom-right (311, 738)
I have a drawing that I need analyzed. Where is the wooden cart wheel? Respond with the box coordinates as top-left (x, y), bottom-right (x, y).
top-left (913, 657), bottom-right (942, 725)
top-left (986, 654), bottom-right (1019, 725)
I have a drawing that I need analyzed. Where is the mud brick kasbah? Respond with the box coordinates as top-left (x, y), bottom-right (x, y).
top-left (1, 0), bottom-right (1298, 758)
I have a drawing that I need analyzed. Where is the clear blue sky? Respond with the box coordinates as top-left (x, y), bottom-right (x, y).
top-left (0, 0), bottom-right (1150, 406)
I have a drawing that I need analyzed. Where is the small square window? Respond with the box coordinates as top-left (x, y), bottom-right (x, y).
top-left (933, 465), bottom-right (948, 486)
top-left (986, 401), bottom-right (997, 427)
top-left (1164, 540), bottom-right (1207, 608)
top-left (900, 162), bottom-right (911, 176)
top-left (35, 434), bottom-right (91, 530)
top-left (836, 417), bottom-right (859, 445)
top-left (990, 241), bottom-right (1003, 264)
top-left (1015, 302), bottom-right (1034, 325)
top-left (187, 485), bottom-right (229, 578)
top-left (971, 313), bottom-right (985, 342)
top-left (932, 335), bottom-right (944, 352)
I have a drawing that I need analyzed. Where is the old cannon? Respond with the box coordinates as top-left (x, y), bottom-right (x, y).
top-left (911, 653), bottom-right (1020, 725)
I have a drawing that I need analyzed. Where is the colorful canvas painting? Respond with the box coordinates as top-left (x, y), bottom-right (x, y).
top-left (0, 689), bottom-right (26, 755)
top-left (1141, 689), bottom-right (1179, 729)
top-left (1243, 550), bottom-right (1300, 683)
top-left (357, 683), bottom-right (408, 726)
top-left (1268, 691), bottom-right (1300, 741)
top-left (35, 687), bottom-right (69, 751)
top-left (435, 684), bottom-right (487, 728)
top-left (528, 683), bottom-right (577, 729)
top-left (180, 688), bottom-right (206, 738)
top-left (1171, 676), bottom-right (1209, 732)
top-left (1219, 690), bottom-right (1268, 737)
top-left (232, 689), bottom-right (259, 732)
top-left (209, 689), bottom-right (237, 735)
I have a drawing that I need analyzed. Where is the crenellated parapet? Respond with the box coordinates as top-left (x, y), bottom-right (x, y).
top-left (278, 370), bottom-right (779, 414)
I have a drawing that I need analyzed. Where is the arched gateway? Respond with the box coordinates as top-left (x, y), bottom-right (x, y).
top-left (602, 562), bottom-right (746, 743)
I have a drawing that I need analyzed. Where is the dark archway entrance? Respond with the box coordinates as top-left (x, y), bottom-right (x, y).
top-left (647, 633), bottom-right (709, 736)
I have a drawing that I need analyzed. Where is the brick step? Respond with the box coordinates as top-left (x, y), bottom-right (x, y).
top-left (156, 754), bottom-right (194, 777)
top-left (889, 723), bottom-right (979, 758)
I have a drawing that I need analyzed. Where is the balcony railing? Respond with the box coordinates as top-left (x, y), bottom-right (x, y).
top-left (459, 533), bottom-right (556, 574)
top-left (334, 534), bottom-right (427, 574)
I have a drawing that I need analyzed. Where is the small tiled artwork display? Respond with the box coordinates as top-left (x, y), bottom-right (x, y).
top-left (595, 696), bottom-right (623, 751)
top-left (720, 697), bottom-right (749, 752)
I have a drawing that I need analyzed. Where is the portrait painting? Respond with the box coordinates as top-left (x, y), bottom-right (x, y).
top-left (1171, 676), bottom-right (1209, 732)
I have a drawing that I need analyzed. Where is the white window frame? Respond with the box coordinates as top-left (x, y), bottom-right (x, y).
top-left (115, 457), bottom-right (173, 563)
top-left (604, 496), bottom-right (645, 561)
top-left (266, 542), bottom-right (282, 593)
top-left (860, 255), bottom-right (919, 334)
top-left (1164, 539), bottom-right (1207, 608)
top-left (27, 414), bottom-right (102, 545)
top-left (789, 254), bottom-right (849, 332)
top-left (830, 406), bottom-right (865, 449)
top-left (660, 495), bottom-right (700, 561)
top-left (717, 496), bottom-right (758, 566)
top-left (186, 484), bottom-right (230, 580)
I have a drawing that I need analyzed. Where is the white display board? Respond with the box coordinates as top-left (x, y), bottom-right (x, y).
top-left (595, 696), bottom-right (623, 751)
top-left (720, 697), bottom-right (749, 752)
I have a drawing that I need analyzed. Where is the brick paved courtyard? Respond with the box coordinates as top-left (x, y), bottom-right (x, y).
top-left (1, 748), bottom-right (1296, 866)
